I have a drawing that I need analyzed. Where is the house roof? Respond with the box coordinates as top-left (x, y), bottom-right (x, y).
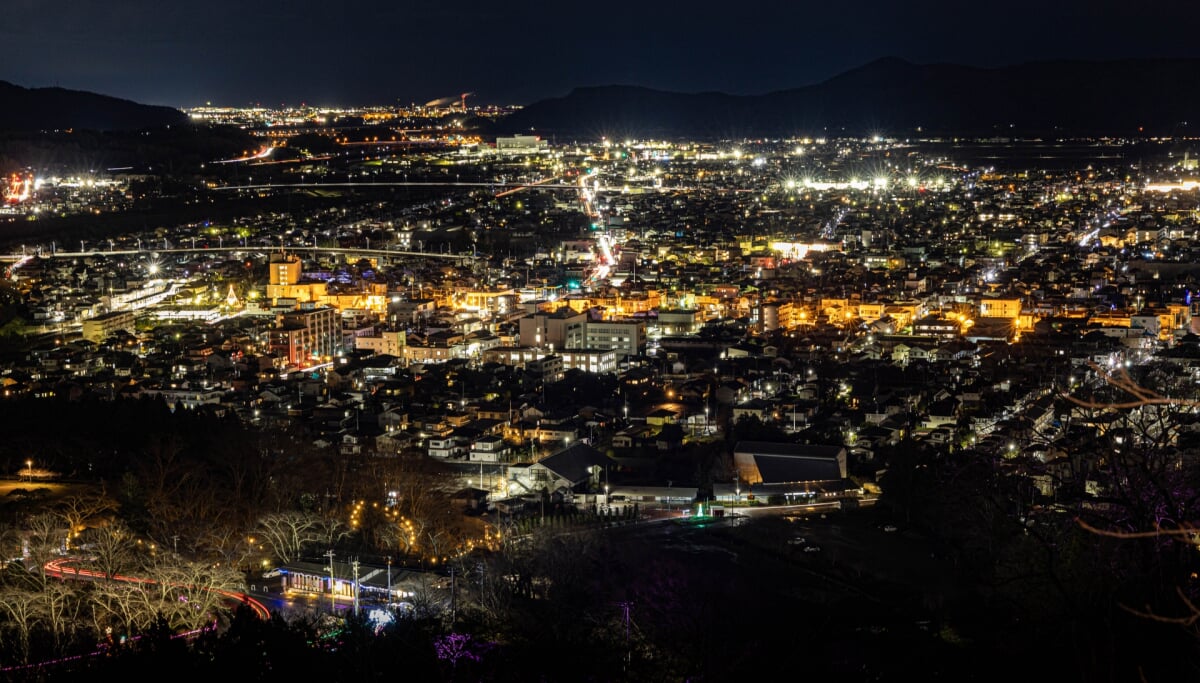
top-left (535, 442), bottom-right (611, 484)
top-left (751, 454), bottom-right (842, 483)
top-left (733, 441), bottom-right (844, 459)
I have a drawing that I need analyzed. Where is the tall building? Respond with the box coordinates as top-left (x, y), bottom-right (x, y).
top-left (269, 304), bottom-right (340, 367)
top-left (270, 251), bottom-right (302, 286)
top-left (267, 252), bottom-right (326, 303)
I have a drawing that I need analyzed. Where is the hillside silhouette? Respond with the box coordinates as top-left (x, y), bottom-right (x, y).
top-left (492, 57), bottom-right (1200, 139)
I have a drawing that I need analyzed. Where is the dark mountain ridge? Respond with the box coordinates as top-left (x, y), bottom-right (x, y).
top-left (0, 80), bottom-right (186, 132)
top-left (493, 57), bottom-right (1200, 140)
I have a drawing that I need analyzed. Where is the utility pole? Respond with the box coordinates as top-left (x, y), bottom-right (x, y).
top-left (617, 601), bottom-right (633, 676)
top-left (450, 565), bottom-right (457, 624)
top-left (325, 550), bottom-right (336, 614)
top-left (352, 558), bottom-right (360, 617)
top-left (386, 556), bottom-right (392, 603)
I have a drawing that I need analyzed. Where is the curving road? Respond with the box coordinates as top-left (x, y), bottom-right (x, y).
top-left (43, 557), bottom-right (271, 620)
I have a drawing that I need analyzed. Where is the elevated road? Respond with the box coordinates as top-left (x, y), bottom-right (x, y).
top-left (0, 245), bottom-right (473, 264)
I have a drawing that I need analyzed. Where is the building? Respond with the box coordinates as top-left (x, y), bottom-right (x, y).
top-left (525, 354), bottom-right (563, 383)
top-left (269, 251), bottom-right (302, 286)
top-left (583, 319), bottom-right (646, 359)
top-left (266, 251), bottom-right (327, 303)
top-left (269, 304), bottom-right (341, 367)
top-left (388, 297), bottom-right (437, 325)
top-left (912, 315), bottom-right (962, 340)
top-left (507, 442), bottom-right (612, 494)
top-left (978, 297), bottom-right (1022, 318)
top-left (519, 309), bottom-right (587, 351)
top-left (482, 346), bottom-right (549, 369)
top-left (355, 330), bottom-right (407, 357)
top-left (732, 441), bottom-right (854, 503)
top-left (459, 288), bottom-right (517, 316)
top-left (276, 560), bottom-right (433, 608)
top-left (559, 348), bottom-right (617, 374)
top-left (494, 135), bottom-right (548, 154)
top-left (469, 435), bottom-right (510, 463)
top-left (81, 310), bottom-right (136, 343)
top-left (656, 309), bottom-right (703, 336)
top-left (136, 386), bottom-right (226, 412)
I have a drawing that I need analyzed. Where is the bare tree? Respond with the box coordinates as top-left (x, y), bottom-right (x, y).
top-left (54, 494), bottom-right (117, 551)
top-left (0, 588), bottom-right (41, 663)
top-left (255, 511), bottom-right (327, 564)
top-left (85, 521), bottom-right (137, 582)
top-left (138, 558), bottom-right (246, 631)
top-left (90, 580), bottom-right (156, 637)
top-left (24, 512), bottom-right (66, 586)
top-left (196, 525), bottom-right (256, 570)
top-left (37, 580), bottom-right (84, 653)
top-left (1063, 359), bottom-right (1200, 636)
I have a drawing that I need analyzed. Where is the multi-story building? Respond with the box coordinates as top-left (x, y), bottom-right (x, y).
top-left (81, 310), bottom-right (136, 343)
top-left (355, 330), bottom-right (407, 357)
top-left (518, 309), bottom-right (587, 351)
top-left (459, 289), bottom-right (517, 317)
top-left (469, 435), bottom-right (510, 463)
top-left (428, 434), bottom-right (467, 459)
top-left (978, 297), bottom-right (1022, 318)
top-left (482, 346), bottom-right (549, 369)
top-left (912, 315), bottom-right (962, 341)
top-left (560, 348), bottom-right (617, 374)
top-left (269, 304), bottom-right (340, 367)
top-left (583, 319), bottom-right (646, 359)
top-left (266, 252), bottom-right (327, 303)
top-left (526, 354), bottom-right (563, 383)
top-left (656, 309), bottom-right (703, 336)
top-left (388, 297), bottom-right (437, 325)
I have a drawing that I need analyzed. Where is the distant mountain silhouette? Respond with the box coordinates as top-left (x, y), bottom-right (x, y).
top-left (0, 81), bottom-right (186, 132)
top-left (492, 57), bottom-right (1200, 139)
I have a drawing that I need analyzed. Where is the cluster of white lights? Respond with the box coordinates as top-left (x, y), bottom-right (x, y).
top-left (783, 176), bottom-right (948, 191)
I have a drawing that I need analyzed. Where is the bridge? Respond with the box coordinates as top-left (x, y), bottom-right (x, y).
top-left (209, 180), bottom-right (585, 192)
top-left (0, 245), bottom-right (475, 264)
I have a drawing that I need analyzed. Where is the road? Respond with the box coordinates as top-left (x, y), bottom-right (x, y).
top-left (0, 558), bottom-right (271, 676)
top-left (43, 556), bottom-right (270, 620)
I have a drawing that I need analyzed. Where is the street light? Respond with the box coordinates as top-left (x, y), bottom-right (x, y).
top-left (25, 459), bottom-right (32, 482)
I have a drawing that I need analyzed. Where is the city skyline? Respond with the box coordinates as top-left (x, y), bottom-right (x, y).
top-left (2, 6), bottom-right (1200, 678)
top-left (4, 0), bottom-right (1200, 108)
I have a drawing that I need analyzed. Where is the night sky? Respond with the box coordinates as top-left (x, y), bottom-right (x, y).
top-left (4, 0), bottom-right (1200, 108)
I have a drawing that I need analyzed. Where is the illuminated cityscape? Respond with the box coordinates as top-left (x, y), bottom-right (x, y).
top-left (3, 4), bottom-right (1200, 679)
